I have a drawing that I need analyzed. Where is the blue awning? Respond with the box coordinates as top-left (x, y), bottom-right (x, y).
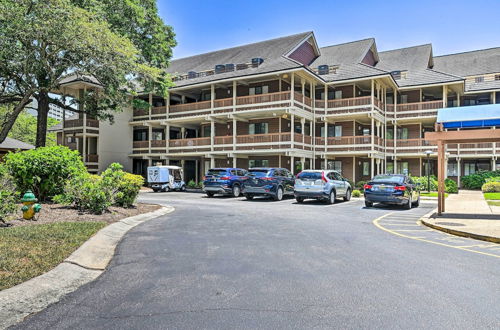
top-left (437, 104), bottom-right (500, 129)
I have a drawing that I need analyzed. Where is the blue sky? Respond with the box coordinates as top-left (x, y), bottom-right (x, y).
top-left (158, 0), bottom-right (500, 60)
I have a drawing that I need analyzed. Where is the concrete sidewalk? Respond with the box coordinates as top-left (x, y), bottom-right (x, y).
top-left (421, 190), bottom-right (500, 243)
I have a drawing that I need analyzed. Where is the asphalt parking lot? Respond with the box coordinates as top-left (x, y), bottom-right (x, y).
top-left (16, 191), bottom-right (500, 329)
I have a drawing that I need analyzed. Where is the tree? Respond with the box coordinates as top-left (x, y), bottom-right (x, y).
top-left (0, 105), bottom-right (58, 146)
top-left (0, 0), bottom-right (176, 147)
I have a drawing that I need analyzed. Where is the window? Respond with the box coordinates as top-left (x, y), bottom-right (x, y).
top-left (397, 161), bottom-right (409, 175)
top-left (386, 128), bottom-right (394, 140)
top-left (475, 76), bottom-right (484, 83)
top-left (464, 163), bottom-right (476, 176)
top-left (236, 169), bottom-right (247, 176)
top-left (334, 90), bottom-right (342, 99)
top-left (249, 159), bottom-right (269, 168)
top-left (327, 161), bottom-right (342, 173)
top-left (133, 129), bottom-right (148, 141)
top-left (333, 172), bottom-right (342, 181)
top-left (249, 85), bottom-right (269, 95)
top-left (202, 92), bottom-right (211, 101)
top-left (294, 123), bottom-right (302, 134)
top-left (152, 130), bottom-right (164, 141)
top-left (203, 126), bottom-right (211, 137)
top-left (387, 163), bottom-right (394, 174)
top-left (447, 163), bottom-right (458, 176)
top-left (334, 125), bottom-right (342, 137)
top-left (400, 94), bottom-right (408, 104)
top-left (362, 128), bottom-right (370, 136)
top-left (363, 162), bottom-right (370, 176)
top-left (495, 75), bottom-right (500, 81)
top-left (397, 128), bottom-right (409, 139)
top-left (249, 122), bottom-right (268, 135)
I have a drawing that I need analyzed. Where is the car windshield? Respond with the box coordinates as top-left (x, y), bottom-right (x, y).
top-left (248, 170), bottom-right (270, 177)
top-left (372, 175), bottom-right (404, 184)
top-left (297, 172), bottom-right (322, 180)
top-left (207, 169), bottom-right (228, 176)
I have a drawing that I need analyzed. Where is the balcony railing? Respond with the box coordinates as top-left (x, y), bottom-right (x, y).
top-left (85, 154), bottom-right (99, 163)
top-left (391, 139), bottom-right (437, 153)
top-left (236, 132), bottom-right (291, 144)
top-left (150, 140), bottom-right (166, 148)
top-left (133, 141), bottom-right (149, 149)
top-left (314, 96), bottom-right (382, 116)
top-left (447, 142), bottom-right (494, 155)
top-left (386, 100), bottom-right (443, 119)
top-left (169, 137), bottom-right (211, 148)
top-left (64, 118), bottom-right (99, 129)
top-left (315, 135), bottom-right (384, 153)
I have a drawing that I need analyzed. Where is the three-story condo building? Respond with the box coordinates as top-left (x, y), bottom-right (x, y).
top-left (53, 32), bottom-right (500, 186)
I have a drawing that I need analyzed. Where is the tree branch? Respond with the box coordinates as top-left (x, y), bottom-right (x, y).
top-left (0, 90), bottom-right (35, 144)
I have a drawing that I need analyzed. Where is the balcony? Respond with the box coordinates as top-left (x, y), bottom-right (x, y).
top-left (390, 139), bottom-right (437, 154)
top-left (314, 96), bottom-right (383, 116)
top-left (447, 143), bottom-right (495, 156)
top-left (132, 91), bottom-right (312, 120)
top-left (387, 100), bottom-right (443, 119)
top-left (85, 154), bottom-right (99, 163)
top-left (316, 135), bottom-right (384, 153)
top-left (63, 118), bottom-right (99, 130)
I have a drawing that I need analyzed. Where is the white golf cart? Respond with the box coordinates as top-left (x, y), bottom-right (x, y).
top-left (147, 165), bottom-right (186, 192)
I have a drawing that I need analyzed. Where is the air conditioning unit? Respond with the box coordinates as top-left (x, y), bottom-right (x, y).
top-left (251, 58), bottom-right (264, 66)
top-left (225, 64), bottom-right (235, 72)
top-left (391, 71), bottom-right (402, 80)
top-left (215, 64), bottom-right (226, 74)
top-left (187, 71), bottom-right (197, 79)
top-left (318, 65), bottom-right (329, 75)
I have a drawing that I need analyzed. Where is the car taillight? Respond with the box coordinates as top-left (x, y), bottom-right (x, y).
top-left (394, 185), bottom-right (406, 191)
top-left (262, 177), bottom-right (273, 181)
top-left (321, 172), bottom-right (328, 183)
top-left (220, 176), bottom-right (230, 180)
top-left (364, 184), bottom-right (373, 190)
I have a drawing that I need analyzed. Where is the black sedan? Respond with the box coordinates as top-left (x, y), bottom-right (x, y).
top-left (364, 174), bottom-right (420, 209)
top-left (242, 167), bottom-right (295, 201)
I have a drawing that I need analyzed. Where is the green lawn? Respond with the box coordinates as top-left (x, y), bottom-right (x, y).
top-left (420, 192), bottom-right (448, 198)
top-left (487, 201), bottom-right (500, 206)
top-left (483, 192), bottom-right (500, 200)
top-left (0, 222), bottom-right (106, 291)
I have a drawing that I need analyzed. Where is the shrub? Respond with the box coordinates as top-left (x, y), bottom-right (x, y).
top-left (54, 173), bottom-right (110, 214)
top-left (4, 146), bottom-right (86, 201)
top-left (482, 181), bottom-right (500, 193)
top-left (0, 165), bottom-right (18, 224)
top-left (187, 180), bottom-right (197, 189)
top-left (355, 181), bottom-right (367, 192)
top-left (444, 178), bottom-right (458, 193)
top-left (114, 173), bottom-right (144, 207)
top-left (196, 182), bottom-right (204, 189)
top-left (411, 176), bottom-right (438, 191)
top-left (485, 176), bottom-right (500, 183)
top-left (352, 189), bottom-right (361, 198)
top-left (462, 170), bottom-right (500, 190)
top-left (55, 163), bottom-right (143, 213)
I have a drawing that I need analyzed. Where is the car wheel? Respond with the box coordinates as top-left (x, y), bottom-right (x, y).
top-left (326, 190), bottom-right (336, 204)
top-left (273, 187), bottom-right (284, 201)
top-left (245, 194), bottom-right (254, 200)
top-left (152, 188), bottom-right (159, 193)
top-left (206, 192), bottom-right (214, 198)
top-left (232, 185), bottom-right (241, 198)
top-left (181, 185), bottom-right (186, 192)
top-left (412, 195), bottom-right (420, 207)
top-left (164, 186), bottom-right (170, 192)
top-left (365, 201), bottom-right (373, 207)
top-left (405, 196), bottom-right (412, 210)
top-left (296, 197), bottom-right (304, 203)
top-left (343, 189), bottom-right (351, 201)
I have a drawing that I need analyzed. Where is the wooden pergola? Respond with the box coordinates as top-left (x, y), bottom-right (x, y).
top-left (425, 105), bottom-right (500, 215)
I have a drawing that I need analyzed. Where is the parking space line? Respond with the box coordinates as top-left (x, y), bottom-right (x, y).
top-left (373, 214), bottom-right (500, 259)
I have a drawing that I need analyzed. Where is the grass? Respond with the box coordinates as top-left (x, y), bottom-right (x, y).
top-left (420, 192), bottom-right (449, 198)
top-left (0, 222), bottom-right (106, 291)
top-left (487, 201), bottom-right (500, 206)
top-left (483, 192), bottom-right (500, 200)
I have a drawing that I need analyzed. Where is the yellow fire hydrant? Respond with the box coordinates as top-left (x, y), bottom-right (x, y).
top-left (21, 191), bottom-right (42, 220)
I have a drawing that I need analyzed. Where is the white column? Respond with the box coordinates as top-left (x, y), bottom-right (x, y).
top-left (457, 91), bottom-right (461, 106)
top-left (181, 159), bottom-right (185, 181)
top-left (371, 157), bottom-right (375, 178)
top-left (301, 157), bottom-right (305, 171)
top-left (290, 73), bottom-right (295, 102)
top-left (492, 92), bottom-right (496, 104)
top-left (290, 156), bottom-right (295, 174)
top-left (352, 156), bottom-right (356, 183)
top-left (210, 120), bottom-right (215, 152)
top-left (210, 84), bottom-right (215, 112)
top-left (442, 85), bottom-right (447, 108)
top-left (195, 160), bottom-right (199, 183)
top-left (233, 156), bottom-right (237, 168)
top-left (148, 124), bottom-right (153, 154)
top-left (290, 113), bottom-right (295, 148)
top-left (301, 118), bottom-right (305, 144)
top-left (232, 118), bottom-right (237, 151)
top-left (457, 158), bottom-right (461, 188)
top-left (210, 157), bottom-right (215, 169)
top-left (165, 124), bottom-right (170, 154)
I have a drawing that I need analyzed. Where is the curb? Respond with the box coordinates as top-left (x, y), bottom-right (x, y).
top-left (0, 205), bottom-right (175, 329)
top-left (419, 208), bottom-right (500, 244)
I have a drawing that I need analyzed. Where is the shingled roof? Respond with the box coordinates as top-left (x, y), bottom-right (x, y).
top-left (310, 38), bottom-right (390, 82)
top-left (376, 44), bottom-right (462, 87)
top-left (167, 32), bottom-right (313, 88)
top-left (0, 137), bottom-right (34, 151)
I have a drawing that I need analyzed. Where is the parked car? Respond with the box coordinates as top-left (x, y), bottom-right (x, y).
top-left (242, 167), bottom-right (295, 201)
top-left (364, 174), bottom-right (420, 209)
top-left (203, 168), bottom-right (248, 197)
top-left (294, 170), bottom-right (352, 204)
top-left (147, 165), bottom-right (186, 192)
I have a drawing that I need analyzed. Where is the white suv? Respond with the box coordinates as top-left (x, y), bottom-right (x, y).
top-left (294, 170), bottom-right (352, 204)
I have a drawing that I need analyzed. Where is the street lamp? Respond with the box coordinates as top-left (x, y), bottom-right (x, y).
top-left (425, 150), bottom-right (433, 193)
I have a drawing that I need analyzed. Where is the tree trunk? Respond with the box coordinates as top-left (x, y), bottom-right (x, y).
top-left (36, 90), bottom-right (49, 147)
top-left (0, 92), bottom-right (34, 144)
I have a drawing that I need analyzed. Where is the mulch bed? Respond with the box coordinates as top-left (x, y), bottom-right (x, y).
top-left (6, 203), bottom-right (161, 227)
